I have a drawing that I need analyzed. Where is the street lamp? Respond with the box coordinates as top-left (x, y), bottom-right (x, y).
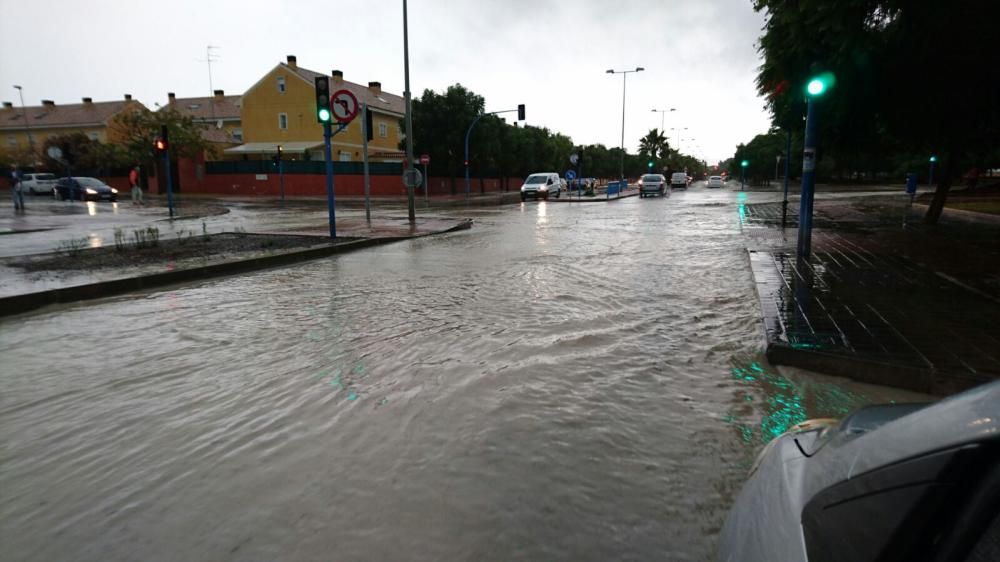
top-left (12, 85), bottom-right (35, 155)
top-left (671, 127), bottom-right (688, 152)
top-left (651, 107), bottom-right (675, 133)
top-left (797, 71), bottom-right (834, 260)
top-left (607, 66), bottom-right (644, 184)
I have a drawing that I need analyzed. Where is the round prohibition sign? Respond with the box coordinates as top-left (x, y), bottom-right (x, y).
top-left (330, 89), bottom-right (360, 123)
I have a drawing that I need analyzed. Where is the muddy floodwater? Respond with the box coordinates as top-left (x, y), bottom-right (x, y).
top-left (0, 187), bottom-right (926, 561)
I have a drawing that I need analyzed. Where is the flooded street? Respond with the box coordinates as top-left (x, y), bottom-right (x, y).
top-left (1, 186), bottom-right (925, 561)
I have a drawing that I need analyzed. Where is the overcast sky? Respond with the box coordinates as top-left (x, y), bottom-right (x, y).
top-left (0, 0), bottom-right (771, 164)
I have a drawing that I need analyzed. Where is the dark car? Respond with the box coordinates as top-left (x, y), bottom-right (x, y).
top-left (54, 177), bottom-right (118, 202)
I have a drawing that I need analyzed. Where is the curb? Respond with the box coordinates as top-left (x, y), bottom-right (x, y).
top-left (0, 220), bottom-right (472, 318)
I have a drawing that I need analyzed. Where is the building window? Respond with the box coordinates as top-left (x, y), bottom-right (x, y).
top-left (397, 126), bottom-right (403, 137)
top-left (277, 76), bottom-right (286, 93)
top-left (278, 113), bottom-right (288, 130)
top-left (379, 123), bottom-right (388, 138)
top-left (233, 128), bottom-right (243, 142)
top-left (87, 132), bottom-right (99, 141)
top-left (6, 136), bottom-right (16, 147)
top-left (339, 151), bottom-right (351, 162)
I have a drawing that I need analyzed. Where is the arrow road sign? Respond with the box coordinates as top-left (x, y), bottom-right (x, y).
top-left (331, 89), bottom-right (360, 123)
top-left (565, 169), bottom-right (577, 180)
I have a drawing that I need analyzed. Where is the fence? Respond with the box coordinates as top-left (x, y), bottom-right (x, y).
top-left (206, 160), bottom-right (403, 176)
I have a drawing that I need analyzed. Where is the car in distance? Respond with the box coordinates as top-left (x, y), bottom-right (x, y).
top-left (22, 172), bottom-right (59, 195)
top-left (638, 174), bottom-right (667, 197)
top-left (520, 172), bottom-right (562, 201)
top-left (53, 177), bottom-right (118, 202)
top-left (670, 172), bottom-right (689, 189)
top-left (707, 175), bottom-right (725, 188)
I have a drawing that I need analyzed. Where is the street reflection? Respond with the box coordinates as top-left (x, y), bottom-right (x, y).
top-left (88, 234), bottom-right (102, 249)
top-left (86, 202), bottom-right (97, 216)
top-left (536, 201), bottom-right (548, 225)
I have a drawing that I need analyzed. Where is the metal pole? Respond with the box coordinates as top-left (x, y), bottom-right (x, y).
top-left (775, 155), bottom-right (781, 182)
top-left (423, 162), bottom-right (429, 203)
top-left (464, 113), bottom-right (484, 199)
top-left (278, 153), bottom-right (285, 203)
top-left (324, 122), bottom-right (336, 238)
top-left (620, 72), bottom-right (626, 184)
top-left (361, 103), bottom-right (371, 224)
top-left (781, 130), bottom-right (791, 228)
top-left (402, 0), bottom-right (416, 223)
top-left (928, 161), bottom-right (935, 188)
top-left (162, 151), bottom-right (174, 219)
top-left (13, 86), bottom-right (35, 155)
top-left (797, 97), bottom-right (819, 260)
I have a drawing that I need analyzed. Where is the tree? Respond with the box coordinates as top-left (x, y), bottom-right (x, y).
top-left (39, 133), bottom-right (129, 174)
top-left (111, 107), bottom-right (217, 168)
top-left (638, 128), bottom-right (670, 161)
top-left (753, 0), bottom-right (1000, 224)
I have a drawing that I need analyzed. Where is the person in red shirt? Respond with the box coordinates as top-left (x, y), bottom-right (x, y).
top-left (129, 165), bottom-right (143, 206)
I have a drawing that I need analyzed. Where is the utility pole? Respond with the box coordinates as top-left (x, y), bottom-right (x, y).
top-left (402, 0), bottom-right (416, 223)
top-left (607, 67), bottom-right (644, 184)
top-left (12, 85), bottom-right (35, 156)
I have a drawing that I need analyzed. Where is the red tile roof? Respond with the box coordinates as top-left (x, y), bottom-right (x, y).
top-left (164, 95), bottom-right (241, 121)
top-left (289, 65), bottom-right (405, 116)
top-left (0, 99), bottom-right (144, 130)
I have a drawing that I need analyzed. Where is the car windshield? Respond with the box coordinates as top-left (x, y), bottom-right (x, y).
top-left (74, 178), bottom-right (104, 187)
top-left (710, 176), bottom-right (721, 180)
top-left (524, 175), bottom-right (548, 185)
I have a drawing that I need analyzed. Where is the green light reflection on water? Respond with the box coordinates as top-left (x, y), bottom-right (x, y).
top-left (727, 359), bottom-right (867, 446)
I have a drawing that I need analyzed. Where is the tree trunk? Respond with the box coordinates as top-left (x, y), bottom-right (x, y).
top-left (924, 152), bottom-right (956, 225)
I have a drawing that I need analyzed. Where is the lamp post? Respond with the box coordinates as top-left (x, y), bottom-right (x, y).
top-left (402, 0), bottom-right (416, 224)
top-left (651, 107), bottom-right (675, 134)
top-left (12, 85), bottom-right (35, 156)
top-left (797, 73), bottom-right (834, 260)
top-left (607, 66), bottom-right (644, 184)
top-left (671, 127), bottom-right (688, 152)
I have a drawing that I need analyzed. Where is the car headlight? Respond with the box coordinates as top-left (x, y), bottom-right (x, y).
top-left (110, 188), bottom-right (118, 194)
top-left (539, 185), bottom-right (548, 191)
top-left (85, 188), bottom-right (97, 194)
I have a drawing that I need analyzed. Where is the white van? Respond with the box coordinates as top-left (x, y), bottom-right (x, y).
top-left (520, 172), bottom-right (562, 201)
top-left (22, 173), bottom-right (59, 195)
top-left (670, 172), bottom-right (689, 189)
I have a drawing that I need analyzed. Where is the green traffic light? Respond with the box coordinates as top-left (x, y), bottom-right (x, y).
top-left (806, 72), bottom-right (835, 97)
top-left (741, 160), bottom-right (749, 167)
top-left (648, 161), bottom-right (654, 168)
top-left (318, 108), bottom-right (331, 122)
top-left (929, 155), bottom-right (937, 162)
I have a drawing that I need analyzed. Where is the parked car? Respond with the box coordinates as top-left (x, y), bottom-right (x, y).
top-left (53, 177), bottom-right (118, 202)
top-left (519, 172), bottom-right (562, 201)
top-left (707, 175), bottom-right (724, 188)
top-left (22, 172), bottom-right (59, 195)
top-left (638, 174), bottom-right (667, 197)
top-left (719, 380), bottom-right (1000, 562)
top-left (670, 172), bottom-right (689, 189)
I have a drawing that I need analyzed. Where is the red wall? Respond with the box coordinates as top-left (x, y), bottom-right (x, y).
top-left (105, 155), bottom-right (521, 198)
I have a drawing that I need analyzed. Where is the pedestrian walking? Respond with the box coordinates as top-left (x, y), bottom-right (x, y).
top-left (129, 165), bottom-right (143, 206)
top-left (9, 164), bottom-right (25, 212)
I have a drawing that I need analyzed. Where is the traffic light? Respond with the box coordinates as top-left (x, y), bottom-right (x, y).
top-left (464, 159), bottom-right (469, 167)
top-left (315, 76), bottom-right (331, 123)
top-left (648, 161), bottom-right (654, 169)
top-left (741, 160), bottom-right (748, 168)
top-left (929, 155), bottom-right (937, 163)
top-left (365, 107), bottom-right (374, 142)
top-left (154, 138), bottom-right (167, 153)
top-left (517, 104), bottom-right (525, 121)
top-left (805, 72), bottom-right (835, 97)
top-left (277, 145), bottom-right (283, 160)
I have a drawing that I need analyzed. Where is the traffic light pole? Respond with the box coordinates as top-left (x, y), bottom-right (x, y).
top-left (464, 108), bottom-right (519, 199)
top-left (797, 96), bottom-right (819, 260)
top-left (323, 122), bottom-right (336, 238)
top-left (278, 154), bottom-right (285, 203)
top-left (162, 151), bottom-right (174, 219)
top-left (361, 103), bottom-right (371, 224)
top-left (781, 130), bottom-right (791, 228)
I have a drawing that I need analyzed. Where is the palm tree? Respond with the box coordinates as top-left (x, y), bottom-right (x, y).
top-left (638, 128), bottom-right (670, 160)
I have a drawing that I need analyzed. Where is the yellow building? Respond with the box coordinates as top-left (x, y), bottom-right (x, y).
top-left (162, 90), bottom-right (243, 148)
top-left (228, 55), bottom-right (405, 162)
top-left (0, 95), bottom-right (144, 159)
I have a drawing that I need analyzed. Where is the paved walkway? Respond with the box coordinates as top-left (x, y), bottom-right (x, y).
top-left (743, 199), bottom-right (1000, 395)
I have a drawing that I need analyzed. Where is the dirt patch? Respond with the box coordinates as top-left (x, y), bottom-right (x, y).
top-left (5, 233), bottom-right (345, 272)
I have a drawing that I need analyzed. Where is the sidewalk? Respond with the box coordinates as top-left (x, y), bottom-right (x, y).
top-left (743, 198), bottom-right (1000, 395)
top-left (0, 214), bottom-right (472, 317)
